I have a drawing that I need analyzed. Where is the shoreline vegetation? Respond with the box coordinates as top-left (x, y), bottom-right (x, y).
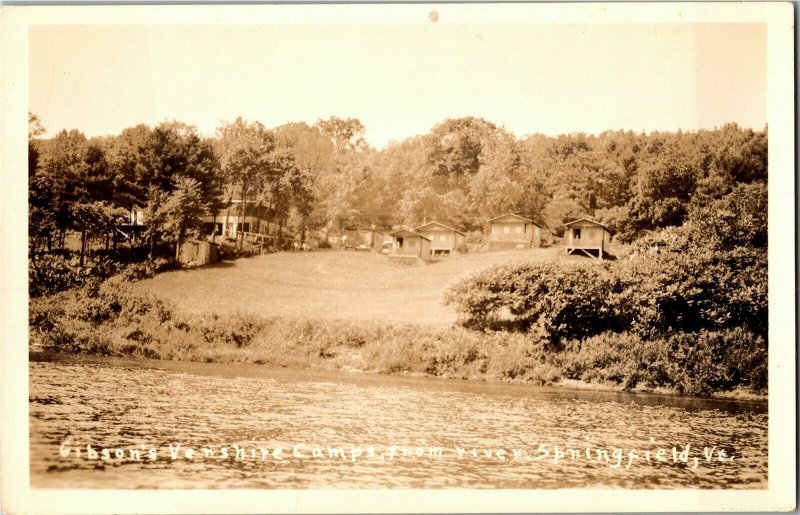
top-left (28, 303), bottom-right (766, 402)
top-left (28, 351), bottom-right (766, 405)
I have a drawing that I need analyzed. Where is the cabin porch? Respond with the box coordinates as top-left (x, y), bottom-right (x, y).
top-left (565, 239), bottom-right (607, 260)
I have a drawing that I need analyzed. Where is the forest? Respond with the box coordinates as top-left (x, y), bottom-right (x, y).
top-left (29, 113), bottom-right (767, 258)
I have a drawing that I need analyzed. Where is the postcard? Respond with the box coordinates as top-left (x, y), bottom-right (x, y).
top-left (1, 3), bottom-right (795, 513)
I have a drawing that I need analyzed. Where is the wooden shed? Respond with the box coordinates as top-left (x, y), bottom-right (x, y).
top-left (178, 239), bottom-right (219, 266)
top-left (564, 218), bottom-right (612, 260)
top-left (388, 229), bottom-right (432, 264)
top-left (414, 221), bottom-right (466, 257)
top-left (487, 213), bottom-right (542, 249)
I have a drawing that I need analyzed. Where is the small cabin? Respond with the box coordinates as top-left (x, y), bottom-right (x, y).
top-left (564, 218), bottom-right (612, 260)
top-left (343, 226), bottom-right (388, 252)
top-left (388, 229), bottom-right (432, 264)
top-left (487, 213), bottom-right (542, 249)
top-left (414, 221), bottom-right (466, 257)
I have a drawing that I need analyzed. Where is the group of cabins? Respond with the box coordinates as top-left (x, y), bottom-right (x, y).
top-left (385, 214), bottom-right (612, 263)
top-left (388, 222), bottom-right (464, 263)
top-left (322, 214), bottom-right (612, 264)
top-left (387, 215), bottom-right (533, 263)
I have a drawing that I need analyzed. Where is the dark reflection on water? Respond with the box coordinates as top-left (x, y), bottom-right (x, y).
top-left (29, 354), bottom-right (767, 489)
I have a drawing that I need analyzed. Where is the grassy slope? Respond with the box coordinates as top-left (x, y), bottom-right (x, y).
top-left (134, 247), bottom-right (584, 325)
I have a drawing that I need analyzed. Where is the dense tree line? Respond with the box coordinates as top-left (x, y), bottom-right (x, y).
top-left (353, 118), bottom-right (766, 242)
top-left (29, 112), bottom-right (767, 263)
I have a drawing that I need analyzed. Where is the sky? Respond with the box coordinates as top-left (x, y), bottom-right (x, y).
top-left (29, 23), bottom-right (767, 148)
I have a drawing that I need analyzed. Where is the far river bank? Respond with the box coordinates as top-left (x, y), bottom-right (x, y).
top-left (28, 347), bottom-right (767, 403)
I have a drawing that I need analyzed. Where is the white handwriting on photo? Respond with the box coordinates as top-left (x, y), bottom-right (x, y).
top-left (59, 440), bottom-right (739, 470)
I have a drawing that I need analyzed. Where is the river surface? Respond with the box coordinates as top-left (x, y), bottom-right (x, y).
top-left (29, 353), bottom-right (768, 489)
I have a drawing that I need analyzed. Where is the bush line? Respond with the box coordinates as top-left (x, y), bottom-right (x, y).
top-left (30, 275), bottom-right (765, 396)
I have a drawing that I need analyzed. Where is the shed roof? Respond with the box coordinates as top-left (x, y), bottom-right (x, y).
top-left (414, 221), bottom-right (466, 236)
top-left (391, 229), bottom-right (431, 241)
top-left (487, 213), bottom-right (542, 226)
top-left (564, 218), bottom-right (612, 233)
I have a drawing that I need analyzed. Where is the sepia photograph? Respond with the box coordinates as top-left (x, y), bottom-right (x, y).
top-left (0, 2), bottom-right (795, 513)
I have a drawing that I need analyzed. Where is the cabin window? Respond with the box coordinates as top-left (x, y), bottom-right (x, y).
top-left (409, 239), bottom-right (416, 248)
top-left (397, 237), bottom-right (404, 248)
top-left (439, 234), bottom-right (446, 241)
top-left (492, 226), bottom-right (498, 234)
top-left (574, 229), bottom-right (581, 239)
top-left (515, 226), bottom-right (523, 234)
top-left (503, 226), bottom-right (510, 234)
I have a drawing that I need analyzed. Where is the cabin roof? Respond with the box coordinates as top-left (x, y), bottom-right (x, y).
top-left (564, 218), bottom-right (612, 233)
top-left (487, 213), bottom-right (542, 226)
top-left (391, 229), bottom-right (431, 241)
top-left (414, 221), bottom-right (466, 236)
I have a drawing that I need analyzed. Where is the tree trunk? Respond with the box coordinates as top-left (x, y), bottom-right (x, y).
top-left (79, 229), bottom-right (86, 267)
top-left (175, 232), bottom-right (182, 260)
top-left (239, 185), bottom-right (248, 250)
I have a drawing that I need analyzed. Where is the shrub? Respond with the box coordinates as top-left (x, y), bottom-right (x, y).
top-left (216, 239), bottom-right (260, 260)
top-left (689, 182), bottom-right (767, 251)
top-left (28, 252), bottom-right (129, 298)
top-left (559, 328), bottom-right (767, 394)
top-left (665, 328), bottom-right (768, 394)
top-left (560, 332), bottom-right (645, 387)
top-left (199, 314), bottom-right (262, 347)
top-left (445, 261), bottom-right (627, 345)
top-left (446, 230), bottom-right (767, 342)
top-left (28, 254), bottom-right (84, 297)
top-left (117, 262), bottom-right (155, 283)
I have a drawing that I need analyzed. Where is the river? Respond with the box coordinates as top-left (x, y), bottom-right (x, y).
top-left (29, 353), bottom-right (767, 489)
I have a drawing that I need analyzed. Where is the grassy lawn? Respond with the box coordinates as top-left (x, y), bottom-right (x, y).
top-left (135, 246), bottom-right (588, 325)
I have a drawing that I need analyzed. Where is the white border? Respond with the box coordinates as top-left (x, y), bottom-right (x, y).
top-left (1, 3), bottom-right (795, 513)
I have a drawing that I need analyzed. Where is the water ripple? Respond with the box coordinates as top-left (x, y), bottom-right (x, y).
top-left (29, 360), bottom-right (767, 489)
